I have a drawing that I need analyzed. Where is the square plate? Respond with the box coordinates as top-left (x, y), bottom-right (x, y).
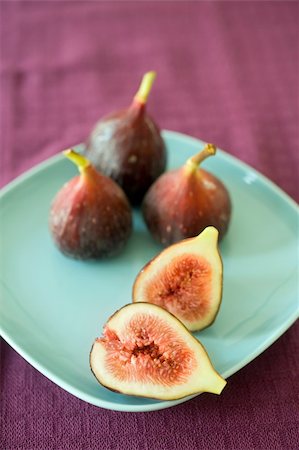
top-left (0, 130), bottom-right (298, 412)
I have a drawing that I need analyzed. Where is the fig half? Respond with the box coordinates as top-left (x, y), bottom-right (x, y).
top-left (90, 303), bottom-right (226, 400)
top-left (133, 227), bottom-right (222, 331)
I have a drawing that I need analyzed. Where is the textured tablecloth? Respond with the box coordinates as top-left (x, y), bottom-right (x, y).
top-left (1, 2), bottom-right (298, 449)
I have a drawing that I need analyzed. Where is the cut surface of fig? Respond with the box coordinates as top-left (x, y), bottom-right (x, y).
top-left (133, 227), bottom-right (222, 331)
top-left (90, 303), bottom-right (226, 400)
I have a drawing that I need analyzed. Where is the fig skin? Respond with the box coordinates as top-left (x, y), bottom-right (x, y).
top-left (90, 303), bottom-right (227, 400)
top-left (85, 72), bottom-right (166, 205)
top-left (142, 144), bottom-right (232, 246)
top-left (49, 150), bottom-right (132, 259)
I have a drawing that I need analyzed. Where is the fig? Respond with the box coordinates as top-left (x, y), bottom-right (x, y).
top-left (85, 71), bottom-right (167, 205)
top-left (133, 227), bottom-right (222, 331)
top-left (90, 303), bottom-right (226, 400)
top-left (142, 143), bottom-right (231, 246)
top-left (49, 150), bottom-right (132, 259)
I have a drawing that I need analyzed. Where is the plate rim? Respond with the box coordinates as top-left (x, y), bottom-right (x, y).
top-left (1, 129), bottom-right (298, 412)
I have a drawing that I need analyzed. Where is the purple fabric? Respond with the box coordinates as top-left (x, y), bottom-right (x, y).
top-left (1, 2), bottom-right (298, 449)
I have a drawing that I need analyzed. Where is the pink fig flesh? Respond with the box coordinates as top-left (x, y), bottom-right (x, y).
top-left (142, 254), bottom-right (212, 324)
top-left (133, 227), bottom-right (223, 331)
top-left (97, 311), bottom-right (196, 387)
top-left (90, 303), bottom-right (227, 400)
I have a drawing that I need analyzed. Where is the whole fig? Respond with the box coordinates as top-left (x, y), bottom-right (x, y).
top-left (85, 72), bottom-right (166, 205)
top-left (142, 144), bottom-right (231, 246)
top-left (49, 150), bottom-right (132, 259)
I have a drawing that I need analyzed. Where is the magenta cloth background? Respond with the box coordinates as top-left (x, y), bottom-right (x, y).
top-left (1, 2), bottom-right (298, 449)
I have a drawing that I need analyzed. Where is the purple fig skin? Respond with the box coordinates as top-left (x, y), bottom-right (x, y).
top-left (85, 101), bottom-right (167, 206)
top-left (142, 167), bottom-right (231, 247)
top-left (49, 165), bottom-right (132, 259)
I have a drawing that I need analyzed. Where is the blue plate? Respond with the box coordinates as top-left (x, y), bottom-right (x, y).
top-left (0, 131), bottom-right (298, 412)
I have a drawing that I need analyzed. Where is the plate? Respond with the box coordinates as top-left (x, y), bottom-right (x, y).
top-left (0, 130), bottom-right (298, 412)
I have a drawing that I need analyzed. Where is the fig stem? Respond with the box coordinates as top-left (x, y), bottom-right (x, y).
top-left (63, 149), bottom-right (90, 173)
top-left (185, 144), bottom-right (216, 172)
top-left (134, 71), bottom-right (157, 104)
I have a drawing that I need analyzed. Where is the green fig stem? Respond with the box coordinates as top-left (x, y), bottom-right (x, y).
top-left (185, 144), bottom-right (216, 173)
top-left (64, 149), bottom-right (90, 173)
top-left (134, 71), bottom-right (156, 104)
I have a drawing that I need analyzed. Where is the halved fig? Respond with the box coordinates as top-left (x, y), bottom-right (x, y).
top-left (132, 227), bottom-right (222, 331)
top-left (90, 303), bottom-right (226, 400)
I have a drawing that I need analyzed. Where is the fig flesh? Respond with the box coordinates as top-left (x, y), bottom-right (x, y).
top-left (85, 71), bottom-right (167, 205)
top-left (90, 303), bottom-right (226, 400)
top-left (49, 150), bottom-right (132, 259)
top-left (142, 144), bottom-right (231, 246)
top-left (133, 227), bottom-right (222, 331)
